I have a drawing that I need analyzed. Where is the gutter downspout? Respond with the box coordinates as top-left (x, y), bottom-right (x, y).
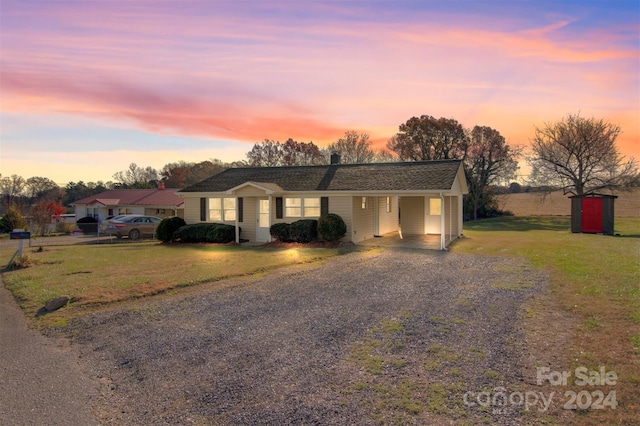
top-left (440, 193), bottom-right (445, 250)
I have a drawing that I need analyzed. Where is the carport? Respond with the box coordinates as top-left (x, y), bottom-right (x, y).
top-left (359, 232), bottom-right (442, 250)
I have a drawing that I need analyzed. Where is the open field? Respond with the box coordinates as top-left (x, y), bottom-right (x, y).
top-left (498, 188), bottom-right (640, 217)
top-left (451, 216), bottom-right (640, 426)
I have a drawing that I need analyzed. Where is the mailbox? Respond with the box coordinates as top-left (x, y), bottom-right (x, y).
top-left (9, 231), bottom-right (31, 240)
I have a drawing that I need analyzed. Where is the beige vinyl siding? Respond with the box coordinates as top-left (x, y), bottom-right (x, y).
top-left (235, 186), bottom-right (270, 197)
top-left (351, 196), bottom-right (374, 243)
top-left (327, 196), bottom-right (353, 242)
top-left (183, 196), bottom-right (202, 223)
top-left (377, 196), bottom-right (399, 235)
top-left (400, 196), bottom-right (424, 235)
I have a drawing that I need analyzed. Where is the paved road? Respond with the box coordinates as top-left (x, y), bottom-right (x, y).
top-left (0, 280), bottom-right (99, 425)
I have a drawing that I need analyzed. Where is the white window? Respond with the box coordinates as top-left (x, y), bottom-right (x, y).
top-left (223, 198), bottom-right (236, 221)
top-left (209, 197), bottom-right (236, 221)
top-left (304, 198), bottom-right (321, 217)
top-left (361, 197), bottom-right (368, 209)
top-left (386, 196), bottom-right (391, 213)
top-left (285, 198), bottom-right (302, 217)
top-left (429, 198), bottom-right (442, 215)
top-left (208, 198), bottom-right (222, 221)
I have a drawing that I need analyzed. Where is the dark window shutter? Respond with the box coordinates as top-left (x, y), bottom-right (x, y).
top-left (200, 198), bottom-right (206, 221)
top-left (238, 198), bottom-right (243, 223)
top-left (276, 197), bottom-right (283, 219)
top-left (321, 197), bottom-right (329, 215)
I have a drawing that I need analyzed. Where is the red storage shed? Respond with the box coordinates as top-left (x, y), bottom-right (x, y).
top-left (569, 193), bottom-right (617, 235)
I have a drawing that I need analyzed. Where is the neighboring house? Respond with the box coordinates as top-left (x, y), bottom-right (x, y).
top-left (71, 185), bottom-right (184, 223)
top-left (178, 159), bottom-right (468, 249)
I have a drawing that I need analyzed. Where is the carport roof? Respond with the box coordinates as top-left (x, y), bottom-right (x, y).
top-left (179, 160), bottom-right (465, 193)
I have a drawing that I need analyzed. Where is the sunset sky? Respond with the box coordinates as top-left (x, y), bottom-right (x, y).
top-left (1, 0), bottom-right (638, 184)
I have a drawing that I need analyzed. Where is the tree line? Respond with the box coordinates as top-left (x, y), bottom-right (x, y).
top-left (1, 113), bottom-right (637, 223)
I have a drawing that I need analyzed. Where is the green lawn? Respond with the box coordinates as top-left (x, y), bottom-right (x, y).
top-left (2, 242), bottom-right (359, 324)
top-left (451, 216), bottom-right (640, 426)
top-left (452, 216), bottom-right (640, 314)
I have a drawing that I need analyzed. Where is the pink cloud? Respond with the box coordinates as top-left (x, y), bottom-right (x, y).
top-left (1, 0), bottom-right (637, 164)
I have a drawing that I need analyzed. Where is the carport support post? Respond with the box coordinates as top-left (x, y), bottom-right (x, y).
top-left (440, 193), bottom-right (445, 250)
top-left (235, 200), bottom-right (240, 244)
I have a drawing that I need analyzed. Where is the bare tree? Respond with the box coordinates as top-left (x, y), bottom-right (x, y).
top-left (161, 160), bottom-right (227, 188)
top-left (0, 174), bottom-right (25, 208)
top-left (113, 163), bottom-right (159, 188)
top-left (327, 131), bottom-right (376, 164)
top-left (26, 177), bottom-right (62, 203)
top-left (528, 113), bottom-right (637, 195)
top-left (246, 140), bottom-right (284, 167)
top-left (465, 126), bottom-right (521, 220)
top-left (281, 139), bottom-right (325, 166)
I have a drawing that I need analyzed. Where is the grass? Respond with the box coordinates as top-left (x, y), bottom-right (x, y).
top-left (451, 216), bottom-right (640, 426)
top-left (1, 242), bottom-right (359, 325)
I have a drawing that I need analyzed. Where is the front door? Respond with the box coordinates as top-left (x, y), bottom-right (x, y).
top-left (257, 198), bottom-right (271, 241)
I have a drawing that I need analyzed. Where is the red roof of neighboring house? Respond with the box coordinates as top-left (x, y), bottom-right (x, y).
top-left (72, 189), bottom-right (184, 207)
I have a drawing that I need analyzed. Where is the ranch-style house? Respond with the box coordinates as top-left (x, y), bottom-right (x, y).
top-left (72, 185), bottom-right (184, 222)
top-left (178, 159), bottom-right (468, 250)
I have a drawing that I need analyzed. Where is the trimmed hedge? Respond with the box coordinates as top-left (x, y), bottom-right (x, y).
top-left (269, 223), bottom-right (291, 242)
top-left (289, 219), bottom-right (318, 243)
top-left (271, 220), bottom-right (318, 243)
top-left (156, 216), bottom-right (187, 242)
top-left (172, 223), bottom-right (238, 243)
top-left (317, 213), bottom-right (347, 242)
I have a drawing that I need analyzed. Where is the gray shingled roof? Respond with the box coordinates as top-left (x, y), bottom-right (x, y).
top-left (179, 160), bottom-right (463, 193)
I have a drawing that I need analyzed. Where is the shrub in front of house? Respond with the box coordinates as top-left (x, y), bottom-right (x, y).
top-left (55, 222), bottom-right (76, 234)
top-left (172, 223), bottom-right (237, 243)
top-left (317, 213), bottom-right (347, 242)
top-left (288, 219), bottom-right (318, 243)
top-left (156, 216), bottom-right (187, 242)
top-left (76, 216), bottom-right (98, 234)
top-left (270, 223), bottom-right (291, 242)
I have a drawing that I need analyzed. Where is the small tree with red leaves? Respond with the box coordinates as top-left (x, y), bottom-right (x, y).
top-left (30, 201), bottom-right (65, 236)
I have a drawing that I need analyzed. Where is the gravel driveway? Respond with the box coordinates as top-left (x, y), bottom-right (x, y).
top-left (57, 248), bottom-right (546, 425)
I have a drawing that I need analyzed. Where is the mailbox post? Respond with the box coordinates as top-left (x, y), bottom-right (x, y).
top-left (9, 229), bottom-right (31, 257)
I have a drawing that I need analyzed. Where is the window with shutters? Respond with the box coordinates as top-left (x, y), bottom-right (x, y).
top-left (303, 198), bottom-right (320, 217)
top-left (285, 197), bottom-right (321, 218)
top-left (285, 198), bottom-right (301, 217)
top-left (208, 197), bottom-right (237, 221)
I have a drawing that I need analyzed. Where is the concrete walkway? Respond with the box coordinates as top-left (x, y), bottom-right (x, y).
top-left (359, 232), bottom-right (444, 250)
top-left (0, 279), bottom-right (99, 425)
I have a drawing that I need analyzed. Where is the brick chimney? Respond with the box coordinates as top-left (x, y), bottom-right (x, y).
top-left (330, 152), bottom-right (341, 165)
top-left (157, 181), bottom-right (165, 190)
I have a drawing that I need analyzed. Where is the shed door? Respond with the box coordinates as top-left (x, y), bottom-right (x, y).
top-left (582, 198), bottom-right (602, 233)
